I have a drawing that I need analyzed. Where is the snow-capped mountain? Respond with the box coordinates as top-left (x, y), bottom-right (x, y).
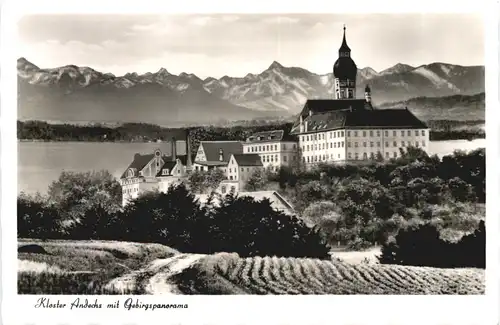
top-left (17, 58), bottom-right (283, 126)
top-left (17, 57), bottom-right (485, 125)
top-left (200, 61), bottom-right (484, 113)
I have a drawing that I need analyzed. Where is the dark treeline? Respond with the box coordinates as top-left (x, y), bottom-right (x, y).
top-left (378, 221), bottom-right (485, 268)
top-left (18, 119), bottom-right (484, 152)
top-left (18, 180), bottom-right (330, 259)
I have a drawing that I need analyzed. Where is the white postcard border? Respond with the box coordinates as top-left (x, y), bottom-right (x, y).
top-left (1, 0), bottom-right (498, 324)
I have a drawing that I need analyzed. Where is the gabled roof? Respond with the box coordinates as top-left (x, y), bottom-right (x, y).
top-left (232, 154), bottom-right (263, 167)
top-left (155, 160), bottom-right (178, 177)
top-left (121, 153), bottom-right (194, 179)
top-left (199, 141), bottom-right (243, 162)
top-left (120, 153), bottom-right (159, 179)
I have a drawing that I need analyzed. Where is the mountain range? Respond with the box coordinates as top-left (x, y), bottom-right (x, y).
top-left (17, 57), bottom-right (485, 126)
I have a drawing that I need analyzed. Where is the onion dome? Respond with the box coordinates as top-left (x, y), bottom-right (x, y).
top-left (333, 26), bottom-right (357, 80)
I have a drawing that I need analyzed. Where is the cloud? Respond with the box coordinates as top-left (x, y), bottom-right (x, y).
top-left (188, 16), bottom-right (214, 26)
top-left (262, 16), bottom-right (300, 24)
top-left (18, 14), bottom-right (484, 78)
top-left (221, 15), bottom-right (240, 23)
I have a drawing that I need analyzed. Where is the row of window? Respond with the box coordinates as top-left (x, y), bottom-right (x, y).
top-left (301, 131), bottom-right (345, 142)
top-left (123, 187), bottom-right (138, 194)
top-left (220, 185), bottom-right (236, 194)
top-left (347, 129), bottom-right (426, 138)
top-left (229, 167), bottom-right (252, 173)
top-left (347, 140), bottom-right (426, 148)
top-left (246, 143), bottom-right (297, 153)
top-left (302, 150), bottom-right (403, 163)
top-left (347, 151), bottom-right (399, 160)
top-left (262, 154), bottom-right (279, 163)
top-left (303, 154), bottom-right (342, 163)
top-left (302, 141), bottom-right (344, 151)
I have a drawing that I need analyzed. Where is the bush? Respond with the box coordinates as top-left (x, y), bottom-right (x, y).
top-left (18, 193), bottom-right (62, 240)
top-left (378, 221), bottom-right (485, 268)
top-left (203, 194), bottom-right (330, 258)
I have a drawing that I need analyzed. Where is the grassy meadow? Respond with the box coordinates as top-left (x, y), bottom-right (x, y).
top-left (18, 239), bottom-right (485, 295)
top-left (17, 239), bottom-right (178, 294)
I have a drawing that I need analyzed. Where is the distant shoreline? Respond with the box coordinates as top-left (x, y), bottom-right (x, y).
top-left (17, 136), bottom-right (486, 143)
top-left (17, 119), bottom-right (486, 146)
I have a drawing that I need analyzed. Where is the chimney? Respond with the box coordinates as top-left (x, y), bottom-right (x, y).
top-left (186, 129), bottom-right (193, 171)
top-left (171, 137), bottom-right (177, 161)
top-left (364, 85), bottom-right (371, 103)
top-left (219, 148), bottom-right (224, 162)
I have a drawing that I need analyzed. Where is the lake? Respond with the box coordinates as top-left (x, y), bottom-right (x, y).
top-left (17, 139), bottom-right (486, 194)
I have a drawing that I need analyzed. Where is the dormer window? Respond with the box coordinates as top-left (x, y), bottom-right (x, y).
top-left (162, 169), bottom-right (169, 175)
top-left (127, 169), bottom-right (134, 178)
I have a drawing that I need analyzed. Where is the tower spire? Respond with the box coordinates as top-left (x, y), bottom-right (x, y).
top-left (339, 24), bottom-right (351, 53)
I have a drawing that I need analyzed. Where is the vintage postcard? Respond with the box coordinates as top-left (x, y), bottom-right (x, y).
top-left (1, 0), bottom-right (498, 324)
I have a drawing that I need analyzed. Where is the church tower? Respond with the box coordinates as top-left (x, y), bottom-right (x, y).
top-left (333, 25), bottom-right (357, 99)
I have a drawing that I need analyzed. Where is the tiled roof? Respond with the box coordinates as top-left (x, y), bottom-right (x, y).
top-left (246, 130), bottom-right (284, 143)
top-left (194, 161), bottom-right (228, 167)
top-left (120, 153), bottom-right (158, 179)
top-left (199, 141), bottom-right (243, 162)
top-left (291, 107), bottom-right (428, 134)
top-left (345, 109), bottom-right (428, 128)
top-left (155, 161), bottom-right (177, 177)
top-left (303, 99), bottom-right (373, 115)
top-left (245, 129), bottom-right (298, 143)
top-left (195, 190), bottom-right (295, 215)
top-left (121, 153), bottom-right (193, 179)
top-left (232, 154), bottom-right (263, 167)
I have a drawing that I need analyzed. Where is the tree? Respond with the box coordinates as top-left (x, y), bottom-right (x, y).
top-left (205, 194), bottom-right (331, 258)
top-left (187, 169), bottom-right (225, 194)
top-left (244, 169), bottom-right (268, 191)
top-left (447, 177), bottom-right (478, 202)
top-left (378, 220), bottom-right (485, 268)
top-left (47, 170), bottom-right (122, 222)
top-left (17, 193), bottom-right (61, 240)
top-left (120, 184), bottom-right (204, 249)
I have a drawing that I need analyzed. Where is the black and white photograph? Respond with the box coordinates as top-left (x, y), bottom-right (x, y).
top-left (14, 11), bottom-right (488, 295)
top-left (2, 1), bottom-right (498, 323)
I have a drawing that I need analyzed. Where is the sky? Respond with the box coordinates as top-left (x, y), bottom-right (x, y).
top-left (17, 14), bottom-right (484, 79)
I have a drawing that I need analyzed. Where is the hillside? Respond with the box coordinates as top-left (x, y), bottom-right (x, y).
top-left (379, 92), bottom-right (485, 121)
top-left (18, 58), bottom-right (484, 125)
top-left (18, 240), bottom-right (485, 295)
